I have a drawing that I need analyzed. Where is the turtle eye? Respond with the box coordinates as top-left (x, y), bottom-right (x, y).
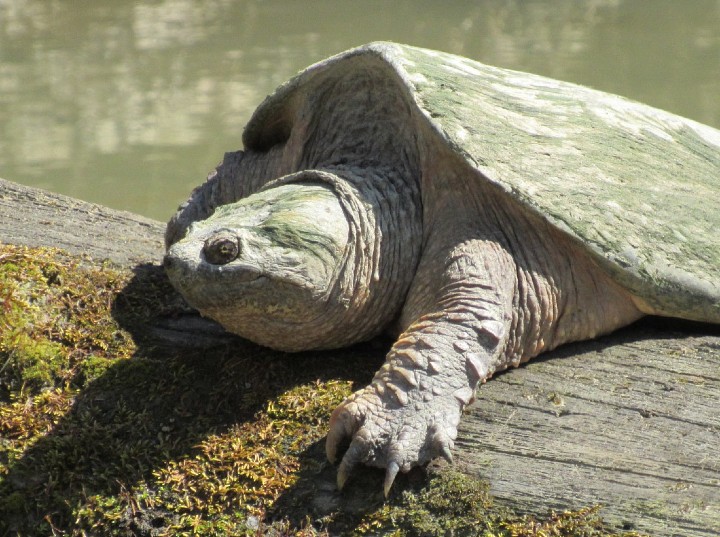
top-left (203, 233), bottom-right (240, 265)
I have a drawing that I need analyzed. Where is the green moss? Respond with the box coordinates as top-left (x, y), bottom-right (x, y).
top-left (0, 245), bottom-right (136, 397)
top-left (354, 470), bottom-right (645, 537)
top-left (355, 470), bottom-right (495, 536)
top-left (0, 490), bottom-right (25, 517)
top-left (75, 353), bottom-right (117, 385)
top-left (4, 334), bottom-right (69, 390)
top-left (144, 379), bottom-right (353, 533)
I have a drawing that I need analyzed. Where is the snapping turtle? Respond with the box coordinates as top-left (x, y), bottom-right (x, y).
top-left (164, 42), bottom-right (720, 495)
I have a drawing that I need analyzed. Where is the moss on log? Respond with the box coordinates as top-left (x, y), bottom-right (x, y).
top-left (0, 178), bottom-right (718, 536)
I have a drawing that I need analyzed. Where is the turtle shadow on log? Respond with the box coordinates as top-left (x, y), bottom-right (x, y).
top-left (0, 263), bottom-right (385, 535)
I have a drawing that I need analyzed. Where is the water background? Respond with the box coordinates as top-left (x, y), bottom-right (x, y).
top-left (1, 0), bottom-right (719, 221)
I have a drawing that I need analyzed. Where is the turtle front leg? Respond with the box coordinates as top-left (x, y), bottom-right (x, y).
top-left (326, 238), bottom-right (518, 495)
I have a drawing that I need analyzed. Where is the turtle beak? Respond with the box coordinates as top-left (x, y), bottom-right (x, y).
top-left (163, 252), bottom-right (187, 283)
top-left (163, 241), bottom-right (195, 282)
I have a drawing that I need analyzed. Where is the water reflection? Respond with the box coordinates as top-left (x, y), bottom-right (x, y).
top-left (0, 0), bottom-right (718, 219)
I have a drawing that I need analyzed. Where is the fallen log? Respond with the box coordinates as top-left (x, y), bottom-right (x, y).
top-left (1, 178), bottom-right (718, 536)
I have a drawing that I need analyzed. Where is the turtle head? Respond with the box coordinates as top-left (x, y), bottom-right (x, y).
top-left (164, 178), bottom-right (349, 350)
top-left (166, 167), bottom-right (423, 352)
top-left (164, 178), bottom-right (353, 351)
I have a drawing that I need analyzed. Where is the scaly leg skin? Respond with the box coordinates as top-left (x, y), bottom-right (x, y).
top-left (326, 318), bottom-right (501, 497)
top-left (326, 237), bottom-right (517, 496)
top-left (325, 215), bottom-right (643, 495)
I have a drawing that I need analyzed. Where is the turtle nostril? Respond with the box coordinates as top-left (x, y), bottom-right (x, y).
top-left (203, 233), bottom-right (240, 265)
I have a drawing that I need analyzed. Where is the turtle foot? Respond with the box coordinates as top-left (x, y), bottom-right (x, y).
top-left (326, 382), bottom-right (461, 496)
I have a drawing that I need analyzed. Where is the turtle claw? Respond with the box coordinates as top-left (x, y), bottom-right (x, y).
top-left (383, 461), bottom-right (400, 498)
top-left (325, 422), bottom-right (345, 465)
top-left (337, 460), bottom-right (352, 491)
top-left (326, 402), bottom-right (358, 465)
top-left (439, 442), bottom-right (454, 464)
top-left (334, 431), bottom-right (370, 492)
top-left (431, 429), bottom-right (455, 464)
top-left (335, 446), bottom-right (360, 492)
top-left (327, 379), bottom-right (464, 496)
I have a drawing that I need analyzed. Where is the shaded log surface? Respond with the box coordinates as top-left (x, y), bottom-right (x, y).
top-left (1, 179), bottom-right (718, 536)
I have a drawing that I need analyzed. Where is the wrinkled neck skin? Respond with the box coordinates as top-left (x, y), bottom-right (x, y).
top-left (165, 166), bottom-right (422, 352)
top-left (165, 147), bottom-right (288, 248)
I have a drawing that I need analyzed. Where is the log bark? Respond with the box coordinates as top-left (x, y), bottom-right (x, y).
top-left (1, 178), bottom-right (718, 536)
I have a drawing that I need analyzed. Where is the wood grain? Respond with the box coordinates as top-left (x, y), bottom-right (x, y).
top-left (0, 177), bottom-right (164, 266)
top-left (458, 323), bottom-right (720, 536)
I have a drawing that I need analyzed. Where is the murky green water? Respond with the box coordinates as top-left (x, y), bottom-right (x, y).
top-left (1, 0), bottom-right (719, 221)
